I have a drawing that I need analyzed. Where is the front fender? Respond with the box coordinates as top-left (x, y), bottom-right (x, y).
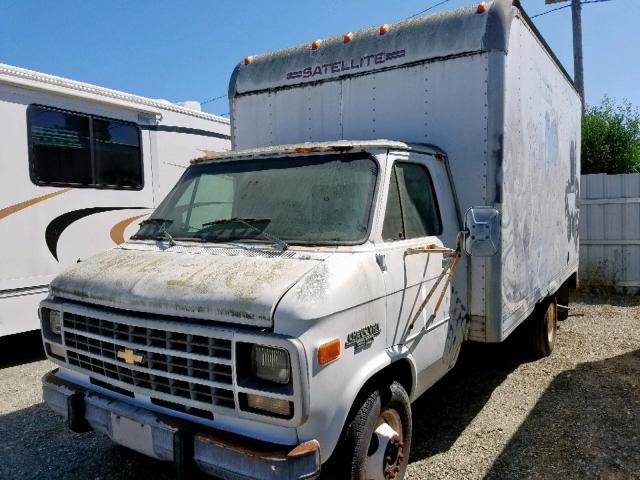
top-left (274, 249), bottom-right (420, 462)
top-left (293, 303), bottom-right (419, 462)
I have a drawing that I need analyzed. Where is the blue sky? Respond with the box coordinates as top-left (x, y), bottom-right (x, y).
top-left (1, 0), bottom-right (638, 116)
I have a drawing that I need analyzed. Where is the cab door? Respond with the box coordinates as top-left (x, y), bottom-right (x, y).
top-left (376, 151), bottom-right (460, 390)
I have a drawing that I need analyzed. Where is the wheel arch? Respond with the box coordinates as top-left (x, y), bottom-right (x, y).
top-left (322, 355), bottom-right (416, 468)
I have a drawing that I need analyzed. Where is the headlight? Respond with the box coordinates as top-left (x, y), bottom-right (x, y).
top-left (49, 310), bottom-right (62, 335)
top-left (251, 345), bottom-right (290, 384)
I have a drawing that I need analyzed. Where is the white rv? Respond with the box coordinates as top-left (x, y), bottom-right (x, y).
top-left (0, 64), bottom-right (230, 337)
top-left (40, 1), bottom-right (580, 479)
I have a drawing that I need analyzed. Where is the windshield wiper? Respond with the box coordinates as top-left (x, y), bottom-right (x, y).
top-left (140, 218), bottom-right (173, 226)
top-left (136, 218), bottom-right (176, 246)
top-left (201, 217), bottom-right (288, 252)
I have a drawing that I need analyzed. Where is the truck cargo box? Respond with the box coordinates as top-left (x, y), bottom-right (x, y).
top-left (228, 0), bottom-right (581, 341)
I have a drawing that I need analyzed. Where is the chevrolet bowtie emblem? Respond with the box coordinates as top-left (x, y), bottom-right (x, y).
top-left (117, 348), bottom-right (145, 365)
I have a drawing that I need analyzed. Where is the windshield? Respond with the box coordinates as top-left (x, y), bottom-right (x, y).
top-left (133, 153), bottom-right (378, 245)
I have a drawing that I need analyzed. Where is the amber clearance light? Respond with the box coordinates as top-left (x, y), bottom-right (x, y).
top-left (318, 339), bottom-right (341, 366)
top-left (476, 2), bottom-right (487, 13)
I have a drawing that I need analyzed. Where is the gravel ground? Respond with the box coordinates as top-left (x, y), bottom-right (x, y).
top-left (1, 292), bottom-right (638, 480)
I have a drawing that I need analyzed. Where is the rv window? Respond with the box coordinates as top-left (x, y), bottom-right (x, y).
top-left (28, 105), bottom-right (142, 189)
top-left (382, 162), bottom-right (442, 241)
top-left (28, 107), bottom-right (92, 186)
top-left (93, 118), bottom-right (142, 188)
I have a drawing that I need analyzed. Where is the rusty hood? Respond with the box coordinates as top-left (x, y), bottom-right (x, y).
top-left (50, 245), bottom-right (326, 328)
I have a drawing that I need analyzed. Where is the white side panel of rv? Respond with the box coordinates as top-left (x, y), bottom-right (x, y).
top-left (0, 79), bottom-right (230, 336)
top-left (0, 84), bottom-right (154, 280)
top-left (0, 85), bottom-right (155, 336)
top-left (152, 110), bottom-right (231, 200)
top-left (497, 16), bottom-right (581, 338)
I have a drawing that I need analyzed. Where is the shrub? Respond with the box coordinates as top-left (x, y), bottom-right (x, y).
top-left (582, 97), bottom-right (640, 174)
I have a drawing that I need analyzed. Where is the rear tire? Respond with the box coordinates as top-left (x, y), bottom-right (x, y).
top-left (330, 381), bottom-right (412, 480)
top-left (527, 299), bottom-right (557, 357)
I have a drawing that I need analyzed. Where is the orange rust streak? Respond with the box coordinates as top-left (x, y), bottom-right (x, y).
top-left (0, 188), bottom-right (72, 221)
top-left (110, 213), bottom-right (148, 245)
top-left (294, 146), bottom-right (322, 153)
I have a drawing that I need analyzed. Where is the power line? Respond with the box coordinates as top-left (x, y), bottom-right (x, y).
top-left (531, 4), bottom-right (571, 18)
top-left (531, 0), bottom-right (614, 19)
top-left (407, 0), bottom-right (450, 19)
top-left (200, 93), bottom-right (227, 105)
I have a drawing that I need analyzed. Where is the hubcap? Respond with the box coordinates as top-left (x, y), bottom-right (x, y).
top-left (365, 409), bottom-right (405, 480)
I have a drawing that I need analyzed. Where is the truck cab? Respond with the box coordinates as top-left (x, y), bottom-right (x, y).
top-left (41, 140), bottom-right (466, 479)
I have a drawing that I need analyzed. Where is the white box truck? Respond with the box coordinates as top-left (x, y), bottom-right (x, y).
top-left (40, 1), bottom-right (580, 478)
top-left (0, 63), bottom-right (230, 337)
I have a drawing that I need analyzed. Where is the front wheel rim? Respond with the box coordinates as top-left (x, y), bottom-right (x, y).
top-left (365, 408), bottom-right (405, 480)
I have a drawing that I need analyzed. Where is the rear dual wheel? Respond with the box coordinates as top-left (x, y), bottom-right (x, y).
top-left (527, 298), bottom-right (557, 357)
top-left (334, 381), bottom-right (412, 480)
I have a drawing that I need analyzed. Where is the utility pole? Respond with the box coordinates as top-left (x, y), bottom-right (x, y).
top-left (545, 0), bottom-right (585, 110)
top-left (571, 0), bottom-right (585, 110)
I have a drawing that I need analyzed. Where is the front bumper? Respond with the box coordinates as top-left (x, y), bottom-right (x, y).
top-left (42, 370), bottom-right (321, 480)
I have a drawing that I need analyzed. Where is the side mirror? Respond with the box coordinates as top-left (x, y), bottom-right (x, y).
top-left (463, 207), bottom-right (500, 257)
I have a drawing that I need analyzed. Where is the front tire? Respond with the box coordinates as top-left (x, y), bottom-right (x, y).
top-left (334, 381), bottom-right (412, 480)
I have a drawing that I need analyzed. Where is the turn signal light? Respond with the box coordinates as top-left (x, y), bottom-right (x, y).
top-left (311, 39), bottom-right (321, 50)
top-left (318, 338), bottom-right (341, 366)
top-left (379, 24), bottom-right (389, 35)
top-left (476, 2), bottom-right (486, 13)
top-left (246, 394), bottom-right (292, 418)
top-left (343, 32), bottom-right (353, 43)
top-left (47, 342), bottom-right (66, 359)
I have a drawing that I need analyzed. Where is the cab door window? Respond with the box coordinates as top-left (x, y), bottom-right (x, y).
top-left (382, 161), bottom-right (442, 241)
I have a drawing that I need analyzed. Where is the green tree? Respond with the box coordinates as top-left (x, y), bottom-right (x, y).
top-left (582, 97), bottom-right (640, 174)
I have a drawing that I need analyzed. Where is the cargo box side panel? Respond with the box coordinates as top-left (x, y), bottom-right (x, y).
top-left (233, 82), bottom-right (344, 149)
top-left (232, 54), bottom-right (492, 328)
top-left (496, 16), bottom-right (581, 340)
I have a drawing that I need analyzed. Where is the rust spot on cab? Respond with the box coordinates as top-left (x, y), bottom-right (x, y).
top-left (291, 145), bottom-right (355, 154)
top-left (293, 146), bottom-right (322, 153)
top-left (327, 145), bottom-right (354, 152)
top-left (194, 430), bottom-right (292, 459)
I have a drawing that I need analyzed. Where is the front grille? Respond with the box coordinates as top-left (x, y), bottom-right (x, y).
top-left (62, 312), bottom-right (236, 412)
top-left (64, 313), bottom-right (231, 359)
